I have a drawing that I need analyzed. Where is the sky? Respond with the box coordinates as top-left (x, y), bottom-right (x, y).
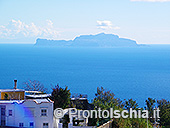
top-left (0, 0), bottom-right (170, 44)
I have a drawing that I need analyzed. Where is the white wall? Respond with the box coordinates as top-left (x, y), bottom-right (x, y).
top-left (0, 99), bottom-right (53, 128)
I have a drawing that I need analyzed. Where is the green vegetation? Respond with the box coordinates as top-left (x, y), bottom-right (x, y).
top-left (23, 80), bottom-right (170, 127)
top-left (145, 98), bottom-right (156, 123)
top-left (157, 99), bottom-right (170, 127)
top-left (4, 93), bottom-right (8, 100)
top-left (92, 87), bottom-right (152, 128)
top-left (50, 84), bottom-right (71, 109)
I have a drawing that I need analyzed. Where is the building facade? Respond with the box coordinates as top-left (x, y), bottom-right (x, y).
top-left (0, 98), bottom-right (54, 128)
top-left (0, 80), bottom-right (54, 128)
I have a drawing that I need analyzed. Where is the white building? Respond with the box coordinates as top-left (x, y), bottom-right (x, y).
top-left (0, 98), bottom-right (53, 128)
top-left (0, 80), bottom-right (95, 128)
top-left (0, 80), bottom-right (54, 128)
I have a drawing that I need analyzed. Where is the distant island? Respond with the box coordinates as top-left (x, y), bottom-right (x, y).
top-left (35, 33), bottom-right (138, 47)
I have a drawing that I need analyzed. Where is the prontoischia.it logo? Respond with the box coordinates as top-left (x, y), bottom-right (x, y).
top-left (54, 108), bottom-right (160, 119)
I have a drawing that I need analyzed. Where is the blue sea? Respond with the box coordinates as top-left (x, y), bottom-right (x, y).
top-left (0, 44), bottom-right (170, 106)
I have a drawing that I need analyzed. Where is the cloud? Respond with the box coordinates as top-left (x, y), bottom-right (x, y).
top-left (97, 20), bottom-right (120, 30)
top-left (130, 0), bottom-right (170, 2)
top-left (0, 19), bottom-right (59, 39)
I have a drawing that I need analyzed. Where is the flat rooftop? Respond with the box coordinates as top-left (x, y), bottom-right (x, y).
top-left (0, 100), bottom-right (24, 104)
top-left (0, 89), bottom-right (25, 92)
top-left (0, 98), bottom-right (53, 104)
top-left (71, 98), bottom-right (87, 100)
top-left (25, 94), bottom-right (51, 98)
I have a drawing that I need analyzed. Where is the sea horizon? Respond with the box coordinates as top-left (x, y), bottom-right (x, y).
top-left (1, 44), bottom-right (170, 106)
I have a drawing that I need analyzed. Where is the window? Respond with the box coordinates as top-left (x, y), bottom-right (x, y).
top-left (1, 107), bottom-right (5, 116)
top-left (43, 123), bottom-right (48, 128)
top-left (19, 123), bottom-right (24, 127)
top-left (41, 109), bottom-right (47, 116)
top-left (9, 110), bottom-right (12, 116)
top-left (30, 122), bottom-right (34, 127)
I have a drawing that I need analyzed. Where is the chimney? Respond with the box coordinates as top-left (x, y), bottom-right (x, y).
top-left (14, 79), bottom-right (17, 89)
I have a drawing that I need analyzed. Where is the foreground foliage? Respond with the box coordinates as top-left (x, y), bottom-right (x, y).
top-left (50, 84), bottom-right (71, 109)
top-left (23, 80), bottom-right (170, 127)
top-left (92, 87), bottom-right (153, 127)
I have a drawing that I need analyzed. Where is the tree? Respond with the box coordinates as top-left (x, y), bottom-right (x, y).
top-left (92, 87), bottom-right (121, 126)
top-left (23, 80), bottom-right (48, 93)
top-left (157, 99), bottom-right (170, 127)
top-left (124, 98), bottom-right (139, 111)
top-left (92, 87), bottom-right (152, 127)
top-left (145, 98), bottom-right (156, 123)
top-left (50, 84), bottom-right (71, 109)
top-left (93, 87), bottom-right (119, 110)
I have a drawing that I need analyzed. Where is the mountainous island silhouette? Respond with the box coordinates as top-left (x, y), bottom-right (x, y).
top-left (36, 33), bottom-right (138, 47)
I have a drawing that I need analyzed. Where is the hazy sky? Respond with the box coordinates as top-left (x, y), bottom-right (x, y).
top-left (0, 0), bottom-right (170, 44)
